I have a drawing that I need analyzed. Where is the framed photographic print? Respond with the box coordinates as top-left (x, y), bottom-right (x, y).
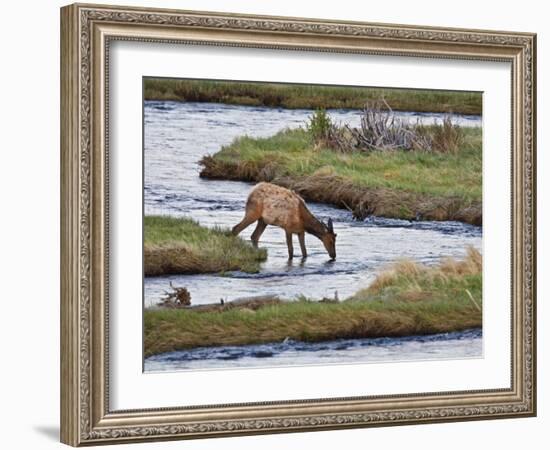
top-left (60, 3), bottom-right (537, 446)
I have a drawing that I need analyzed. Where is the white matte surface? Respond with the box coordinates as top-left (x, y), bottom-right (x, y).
top-left (109, 41), bottom-right (511, 411)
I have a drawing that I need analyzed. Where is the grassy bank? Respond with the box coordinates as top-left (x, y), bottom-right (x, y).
top-left (200, 127), bottom-right (482, 224)
top-left (144, 248), bottom-right (482, 357)
top-left (144, 216), bottom-right (267, 276)
top-left (144, 78), bottom-right (482, 115)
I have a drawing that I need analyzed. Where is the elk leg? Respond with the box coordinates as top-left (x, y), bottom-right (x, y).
top-left (250, 219), bottom-right (267, 247)
top-left (232, 214), bottom-right (257, 235)
top-left (285, 231), bottom-right (294, 259)
top-left (298, 232), bottom-right (307, 258)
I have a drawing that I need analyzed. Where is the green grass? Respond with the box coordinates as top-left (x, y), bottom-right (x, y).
top-left (144, 249), bottom-right (482, 357)
top-left (144, 216), bottom-right (267, 276)
top-left (212, 127), bottom-right (481, 200)
top-left (200, 127), bottom-right (482, 224)
top-left (144, 78), bottom-right (482, 115)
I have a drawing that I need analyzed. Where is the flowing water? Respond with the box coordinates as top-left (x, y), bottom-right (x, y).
top-left (143, 100), bottom-right (482, 371)
top-left (145, 329), bottom-right (482, 372)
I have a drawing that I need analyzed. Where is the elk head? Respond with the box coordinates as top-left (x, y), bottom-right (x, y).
top-left (321, 218), bottom-right (337, 260)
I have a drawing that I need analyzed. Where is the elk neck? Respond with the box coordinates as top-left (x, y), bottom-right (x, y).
top-left (300, 203), bottom-right (327, 239)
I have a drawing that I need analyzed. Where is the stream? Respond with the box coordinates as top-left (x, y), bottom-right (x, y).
top-left (143, 100), bottom-right (482, 371)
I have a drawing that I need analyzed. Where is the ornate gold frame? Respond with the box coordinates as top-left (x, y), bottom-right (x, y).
top-left (60, 3), bottom-right (536, 446)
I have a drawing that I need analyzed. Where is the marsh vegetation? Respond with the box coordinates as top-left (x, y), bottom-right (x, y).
top-left (142, 84), bottom-right (483, 368)
top-left (144, 78), bottom-right (482, 114)
top-left (200, 107), bottom-right (482, 224)
top-left (144, 248), bottom-right (482, 357)
top-left (144, 216), bottom-right (267, 276)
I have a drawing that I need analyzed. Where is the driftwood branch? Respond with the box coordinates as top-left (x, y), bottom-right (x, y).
top-left (320, 100), bottom-right (463, 154)
top-left (157, 282), bottom-right (192, 308)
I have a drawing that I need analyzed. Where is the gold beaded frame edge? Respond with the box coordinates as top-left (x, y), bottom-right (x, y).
top-left (60, 3), bottom-right (536, 446)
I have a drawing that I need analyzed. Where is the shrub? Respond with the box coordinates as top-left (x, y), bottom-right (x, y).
top-left (306, 109), bottom-right (333, 145)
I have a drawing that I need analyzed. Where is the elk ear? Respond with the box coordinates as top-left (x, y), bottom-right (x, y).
top-left (327, 218), bottom-right (334, 233)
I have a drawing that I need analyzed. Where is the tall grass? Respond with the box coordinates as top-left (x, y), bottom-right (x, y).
top-left (144, 78), bottom-right (482, 115)
top-left (144, 216), bottom-right (267, 276)
top-left (144, 249), bottom-right (482, 357)
top-left (429, 115), bottom-right (466, 154)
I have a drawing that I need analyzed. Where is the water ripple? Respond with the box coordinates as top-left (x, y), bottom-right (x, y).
top-left (144, 102), bottom-right (482, 308)
top-left (143, 101), bottom-right (483, 370)
top-left (145, 329), bottom-right (483, 371)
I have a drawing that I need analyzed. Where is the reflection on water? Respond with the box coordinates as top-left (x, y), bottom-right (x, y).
top-left (143, 100), bottom-right (483, 370)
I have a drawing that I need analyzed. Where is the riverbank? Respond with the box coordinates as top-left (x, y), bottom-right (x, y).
top-left (200, 127), bottom-right (482, 225)
top-left (144, 78), bottom-right (482, 114)
top-left (144, 216), bottom-right (267, 276)
top-left (144, 248), bottom-right (482, 357)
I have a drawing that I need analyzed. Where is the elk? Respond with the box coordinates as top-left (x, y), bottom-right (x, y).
top-left (232, 182), bottom-right (337, 260)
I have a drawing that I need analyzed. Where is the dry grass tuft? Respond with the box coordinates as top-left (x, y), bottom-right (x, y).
top-left (431, 115), bottom-right (466, 154)
top-left (361, 247), bottom-right (482, 296)
top-left (439, 246), bottom-right (482, 276)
